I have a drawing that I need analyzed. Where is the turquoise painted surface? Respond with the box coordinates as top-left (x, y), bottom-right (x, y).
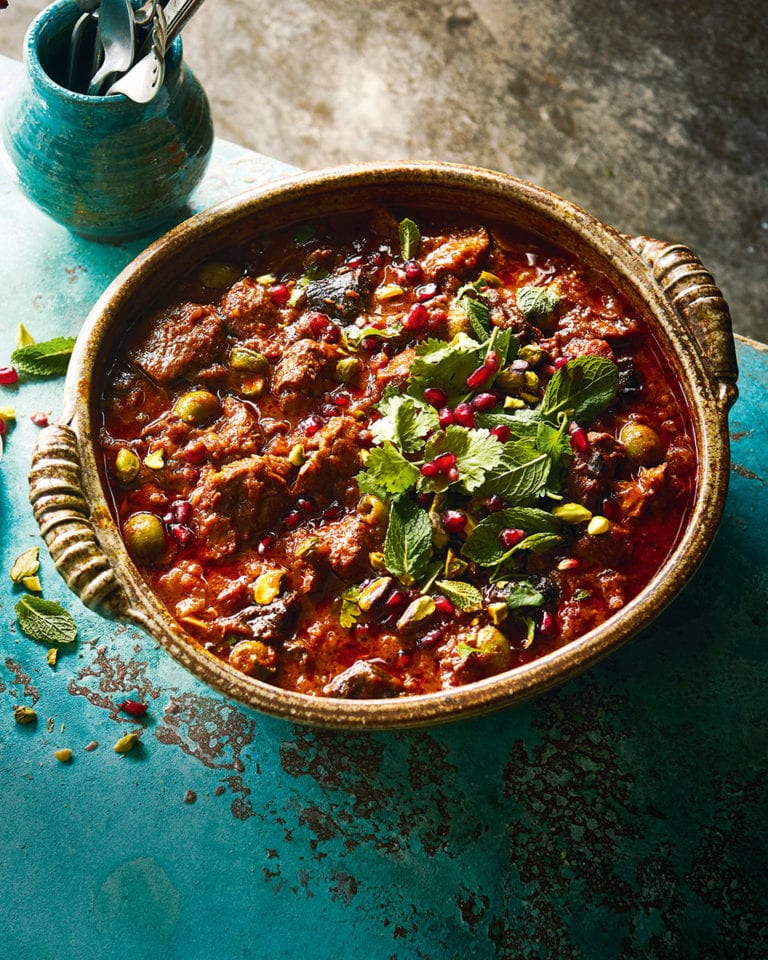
top-left (1, 54), bottom-right (766, 960)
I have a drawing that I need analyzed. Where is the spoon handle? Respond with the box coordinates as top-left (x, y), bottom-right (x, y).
top-left (162, 0), bottom-right (209, 49)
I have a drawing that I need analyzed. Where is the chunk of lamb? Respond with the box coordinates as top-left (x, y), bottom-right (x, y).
top-left (128, 302), bottom-right (224, 385)
top-left (293, 415), bottom-right (365, 500)
top-left (562, 431), bottom-right (625, 512)
top-left (220, 277), bottom-right (284, 339)
top-left (189, 455), bottom-right (292, 561)
top-left (420, 227), bottom-right (489, 281)
top-left (321, 510), bottom-right (386, 581)
top-left (323, 660), bottom-right (401, 699)
top-left (271, 338), bottom-right (339, 411)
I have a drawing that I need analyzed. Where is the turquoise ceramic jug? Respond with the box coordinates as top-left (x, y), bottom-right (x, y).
top-left (2, 0), bottom-right (214, 241)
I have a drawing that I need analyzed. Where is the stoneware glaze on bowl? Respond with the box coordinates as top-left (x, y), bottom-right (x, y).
top-left (2, 0), bottom-right (213, 241)
top-left (29, 163), bottom-right (738, 729)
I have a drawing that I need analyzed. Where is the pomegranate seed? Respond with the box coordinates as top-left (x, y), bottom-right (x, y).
top-left (466, 363), bottom-right (493, 390)
top-left (433, 595), bottom-right (455, 617)
top-left (491, 424), bottom-right (510, 443)
top-left (385, 590), bottom-right (407, 609)
top-left (297, 496), bottom-right (316, 514)
top-left (269, 283), bottom-right (290, 306)
top-left (182, 444), bottom-right (207, 464)
top-left (423, 386), bottom-right (448, 409)
top-left (484, 351), bottom-right (500, 373)
top-left (0, 366), bottom-right (18, 385)
top-left (321, 404), bottom-right (338, 418)
top-left (420, 460), bottom-right (440, 478)
top-left (602, 496), bottom-right (619, 520)
top-left (284, 510), bottom-right (303, 529)
top-left (360, 336), bottom-right (379, 352)
top-left (308, 312), bottom-right (330, 336)
top-left (433, 452), bottom-right (457, 472)
top-left (120, 699), bottom-right (148, 716)
top-left (453, 403), bottom-right (475, 427)
top-left (554, 356), bottom-right (569, 369)
top-left (403, 303), bottom-right (429, 331)
top-left (171, 524), bottom-right (195, 547)
top-left (397, 649), bottom-right (414, 668)
top-left (301, 414), bottom-right (324, 436)
top-left (557, 558), bottom-right (580, 571)
top-left (445, 466), bottom-right (459, 483)
top-left (441, 510), bottom-right (467, 533)
top-left (499, 528), bottom-right (527, 549)
top-left (0, 420), bottom-right (5, 438)
top-left (322, 500), bottom-right (344, 520)
top-left (539, 610), bottom-right (556, 637)
top-left (438, 407), bottom-right (455, 428)
top-left (428, 309), bottom-right (448, 326)
top-left (30, 412), bottom-right (49, 427)
top-left (333, 393), bottom-right (351, 407)
top-left (404, 260), bottom-right (423, 283)
top-left (323, 323), bottom-right (341, 344)
top-left (471, 392), bottom-right (497, 412)
top-left (347, 255), bottom-right (364, 268)
top-left (258, 533), bottom-right (276, 555)
top-left (368, 252), bottom-right (384, 268)
top-left (416, 283), bottom-right (438, 302)
top-left (418, 628), bottom-right (443, 649)
top-left (370, 352), bottom-right (389, 369)
top-left (171, 500), bottom-right (192, 524)
top-left (353, 623), bottom-right (370, 640)
top-left (485, 495), bottom-right (504, 512)
top-left (568, 422), bottom-right (589, 453)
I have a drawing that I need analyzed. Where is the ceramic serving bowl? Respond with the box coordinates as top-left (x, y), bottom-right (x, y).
top-left (29, 163), bottom-right (738, 729)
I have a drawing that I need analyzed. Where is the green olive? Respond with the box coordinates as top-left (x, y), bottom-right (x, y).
top-left (335, 356), bottom-right (362, 384)
top-left (198, 260), bottom-right (242, 289)
top-left (173, 390), bottom-right (221, 426)
top-left (230, 346), bottom-right (269, 373)
top-left (114, 448), bottom-right (140, 484)
top-left (123, 513), bottom-right (166, 564)
top-left (619, 421), bottom-right (663, 466)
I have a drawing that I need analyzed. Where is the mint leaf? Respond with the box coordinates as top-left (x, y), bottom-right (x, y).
top-left (11, 336), bottom-right (77, 377)
top-left (459, 295), bottom-right (491, 339)
top-left (371, 393), bottom-right (439, 453)
top-left (502, 581), bottom-right (545, 609)
top-left (434, 580), bottom-right (483, 612)
top-left (540, 356), bottom-right (619, 424)
top-left (516, 285), bottom-right (560, 322)
top-left (422, 425), bottom-right (503, 493)
top-left (462, 507), bottom-right (560, 566)
top-left (477, 443), bottom-right (550, 504)
top-left (383, 496), bottom-right (433, 586)
top-left (343, 324), bottom-right (403, 349)
top-left (356, 442), bottom-right (421, 496)
top-left (15, 594), bottom-right (77, 645)
top-left (399, 218), bottom-right (421, 260)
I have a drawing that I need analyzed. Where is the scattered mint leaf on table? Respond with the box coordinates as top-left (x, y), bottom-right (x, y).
top-left (398, 218), bottom-right (421, 260)
top-left (11, 336), bottom-right (77, 377)
top-left (15, 594), bottom-right (77, 645)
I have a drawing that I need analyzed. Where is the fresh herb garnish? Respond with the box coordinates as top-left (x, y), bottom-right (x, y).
top-left (421, 425), bottom-right (503, 493)
top-left (461, 507), bottom-right (560, 567)
top-left (398, 218), bottom-right (421, 260)
top-left (459, 294), bottom-right (491, 339)
top-left (15, 594), bottom-right (77, 645)
top-left (383, 496), bottom-right (433, 586)
top-left (11, 336), bottom-right (77, 377)
top-left (339, 585), bottom-right (362, 628)
top-left (516, 285), bottom-right (560, 322)
top-left (434, 580), bottom-right (483, 612)
top-left (502, 580), bottom-right (545, 609)
top-left (476, 442), bottom-right (551, 504)
top-left (357, 442), bottom-right (422, 497)
top-left (540, 355), bottom-right (619, 424)
top-left (369, 392), bottom-right (439, 453)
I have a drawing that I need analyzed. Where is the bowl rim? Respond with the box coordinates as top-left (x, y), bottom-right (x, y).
top-left (58, 160), bottom-right (732, 729)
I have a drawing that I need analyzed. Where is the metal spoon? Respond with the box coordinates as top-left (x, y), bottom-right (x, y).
top-left (107, 0), bottom-right (208, 103)
top-left (87, 0), bottom-right (136, 96)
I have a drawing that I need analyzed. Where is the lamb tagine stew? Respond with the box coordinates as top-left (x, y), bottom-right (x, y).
top-left (98, 208), bottom-right (697, 699)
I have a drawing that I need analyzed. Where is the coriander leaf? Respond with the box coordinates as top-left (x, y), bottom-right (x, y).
top-left (422, 425), bottom-right (503, 493)
top-left (572, 588), bottom-right (592, 602)
top-left (434, 580), bottom-right (483, 612)
top-left (383, 496), bottom-right (433, 586)
top-left (356, 442), bottom-right (421, 496)
top-left (502, 580), bottom-right (545, 609)
top-left (339, 585), bottom-right (362, 628)
top-left (11, 336), bottom-right (77, 377)
top-left (540, 355), bottom-right (619, 425)
top-left (476, 444), bottom-right (550, 504)
top-left (462, 507), bottom-right (560, 566)
top-left (516, 285), bottom-right (560, 321)
top-left (459, 295), bottom-right (491, 339)
top-left (399, 218), bottom-right (421, 260)
top-left (15, 594), bottom-right (77, 645)
top-left (517, 614), bottom-right (536, 648)
top-left (371, 393), bottom-right (439, 453)
top-left (409, 333), bottom-right (486, 402)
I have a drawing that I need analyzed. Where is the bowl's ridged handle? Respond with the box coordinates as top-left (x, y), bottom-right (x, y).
top-left (628, 236), bottom-right (738, 409)
top-left (29, 423), bottom-right (141, 623)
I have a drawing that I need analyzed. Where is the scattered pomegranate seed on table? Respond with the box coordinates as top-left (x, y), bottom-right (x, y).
top-left (0, 366), bottom-right (19, 385)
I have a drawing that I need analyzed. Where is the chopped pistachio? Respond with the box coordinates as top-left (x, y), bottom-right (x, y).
top-left (15, 323), bottom-right (35, 349)
top-left (54, 748), bottom-right (72, 763)
top-left (143, 449), bottom-right (165, 470)
top-left (295, 537), bottom-right (322, 558)
top-left (115, 448), bottom-right (141, 483)
top-left (552, 502), bottom-right (593, 524)
top-left (444, 548), bottom-right (469, 579)
top-left (22, 575), bottom-right (42, 593)
top-left (374, 283), bottom-right (405, 301)
top-left (587, 515), bottom-right (611, 536)
top-left (253, 569), bottom-right (285, 605)
top-left (523, 370), bottom-right (540, 391)
top-left (503, 396), bottom-right (525, 410)
top-left (288, 443), bottom-right (306, 467)
top-left (13, 705), bottom-right (37, 725)
top-left (255, 273), bottom-right (277, 286)
top-left (487, 602), bottom-right (509, 625)
top-left (520, 392), bottom-right (540, 405)
top-left (0, 406), bottom-right (16, 423)
top-left (358, 577), bottom-right (393, 612)
top-left (113, 732), bottom-right (140, 754)
top-left (47, 648), bottom-right (58, 668)
top-left (519, 343), bottom-right (544, 365)
top-left (396, 596), bottom-right (436, 632)
top-left (10, 546), bottom-right (40, 583)
top-left (368, 551), bottom-right (387, 573)
top-left (495, 368), bottom-right (525, 392)
top-left (478, 270), bottom-right (503, 287)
